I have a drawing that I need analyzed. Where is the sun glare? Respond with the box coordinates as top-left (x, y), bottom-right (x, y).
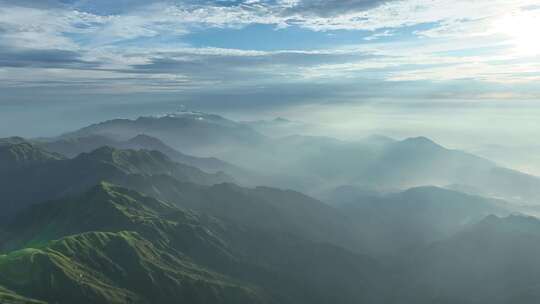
top-left (494, 12), bottom-right (540, 56)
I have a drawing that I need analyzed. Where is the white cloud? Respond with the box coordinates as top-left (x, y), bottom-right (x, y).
top-left (1, 0), bottom-right (539, 99)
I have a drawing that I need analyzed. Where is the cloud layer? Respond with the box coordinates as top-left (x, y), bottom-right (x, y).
top-left (0, 0), bottom-right (539, 107)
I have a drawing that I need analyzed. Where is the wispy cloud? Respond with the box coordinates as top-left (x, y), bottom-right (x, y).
top-left (0, 0), bottom-right (539, 105)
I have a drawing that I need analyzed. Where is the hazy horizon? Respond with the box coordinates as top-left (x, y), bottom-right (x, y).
top-left (1, 0), bottom-right (539, 175)
top-left (1, 2), bottom-right (540, 303)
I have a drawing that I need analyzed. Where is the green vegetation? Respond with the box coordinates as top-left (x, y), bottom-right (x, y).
top-left (0, 145), bottom-right (231, 221)
top-left (0, 183), bottom-right (380, 304)
top-left (0, 231), bottom-right (264, 304)
top-left (3, 127), bottom-right (539, 304)
top-left (0, 284), bottom-right (45, 304)
top-left (0, 140), bottom-right (63, 171)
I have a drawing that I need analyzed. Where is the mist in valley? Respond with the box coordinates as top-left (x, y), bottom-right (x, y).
top-left (1, 0), bottom-right (540, 303)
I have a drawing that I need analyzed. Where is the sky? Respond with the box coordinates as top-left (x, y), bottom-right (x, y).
top-left (1, 0), bottom-right (540, 163)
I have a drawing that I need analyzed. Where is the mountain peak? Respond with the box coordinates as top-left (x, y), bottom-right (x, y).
top-left (470, 214), bottom-right (540, 237)
top-left (402, 136), bottom-right (437, 145)
top-left (274, 117), bottom-right (291, 123)
top-left (3, 182), bottom-right (178, 251)
top-left (60, 111), bottom-right (265, 154)
top-left (480, 213), bottom-right (539, 225)
top-left (130, 134), bottom-right (158, 141)
top-left (79, 146), bottom-right (168, 161)
top-left (77, 145), bottom-right (118, 161)
top-left (128, 134), bottom-right (167, 147)
top-left (144, 110), bottom-right (227, 122)
top-left (0, 141), bottom-right (64, 169)
top-left (399, 136), bottom-right (444, 150)
top-left (0, 136), bottom-right (28, 146)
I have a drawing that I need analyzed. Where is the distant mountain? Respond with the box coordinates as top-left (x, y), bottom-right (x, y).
top-left (260, 135), bottom-right (495, 188)
top-left (127, 134), bottom-right (236, 173)
top-left (0, 137), bottom-right (30, 145)
top-left (397, 214), bottom-right (540, 303)
top-left (0, 183), bottom-right (383, 304)
top-left (60, 111), bottom-right (266, 155)
top-left (40, 134), bottom-right (118, 157)
top-left (225, 133), bottom-right (540, 204)
top-left (372, 137), bottom-right (540, 203)
top-left (0, 139), bottom-right (64, 171)
top-left (471, 143), bottom-right (540, 177)
top-left (219, 134), bottom-right (392, 192)
top-left (368, 136), bottom-right (494, 186)
top-left (331, 186), bottom-right (509, 256)
top-left (57, 112), bottom-right (540, 203)
top-left (42, 134), bottom-right (240, 174)
top-left (243, 117), bottom-right (317, 138)
top-left (0, 146), bottom-right (232, 221)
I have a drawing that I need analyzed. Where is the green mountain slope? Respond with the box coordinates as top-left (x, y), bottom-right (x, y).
top-left (0, 231), bottom-right (266, 304)
top-left (0, 146), bottom-right (231, 221)
top-left (0, 140), bottom-right (64, 171)
top-left (116, 176), bottom-right (363, 253)
top-left (0, 183), bottom-right (382, 304)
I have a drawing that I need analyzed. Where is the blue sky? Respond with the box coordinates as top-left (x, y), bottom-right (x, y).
top-left (0, 0), bottom-right (540, 144)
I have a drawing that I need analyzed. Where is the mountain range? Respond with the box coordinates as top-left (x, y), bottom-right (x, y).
top-left (60, 111), bottom-right (265, 156)
top-left (0, 183), bottom-right (382, 304)
top-left (0, 141), bottom-right (231, 221)
top-left (331, 186), bottom-right (510, 257)
top-left (0, 138), bottom-right (64, 171)
top-left (1, 111), bottom-right (540, 303)
top-left (41, 134), bottom-right (239, 174)
top-left (49, 112), bottom-right (540, 205)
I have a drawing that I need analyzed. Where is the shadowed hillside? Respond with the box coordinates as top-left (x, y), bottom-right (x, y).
top-left (0, 183), bottom-right (383, 304)
top-left (0, 144), bottom-right (232, 221)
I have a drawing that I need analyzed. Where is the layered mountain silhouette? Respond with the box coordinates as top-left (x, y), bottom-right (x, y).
top-left (51, 112), bottom-right (540, 204)
top-left (227, 134), bottom-right (540, 204)
top-left (0, 137), bottom-right (64, 171)
top-left (0, 142), bottom-right (232, 221)
top-left (0, 183), bottom-right (382, 304)
top-left (331, 186), bottom-right (510, 256)
top-left (42, 134), bottom-right (239, 174)
top-left (60, 111), bottom-right (265, 155)
top-left (122, 179), bottom-right (363, 252)
top-left (2, 111), bottom-right (540, 304)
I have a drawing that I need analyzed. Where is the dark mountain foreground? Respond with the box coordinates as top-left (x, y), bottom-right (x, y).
top-left (0, 183), bottom-right (383, 304)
